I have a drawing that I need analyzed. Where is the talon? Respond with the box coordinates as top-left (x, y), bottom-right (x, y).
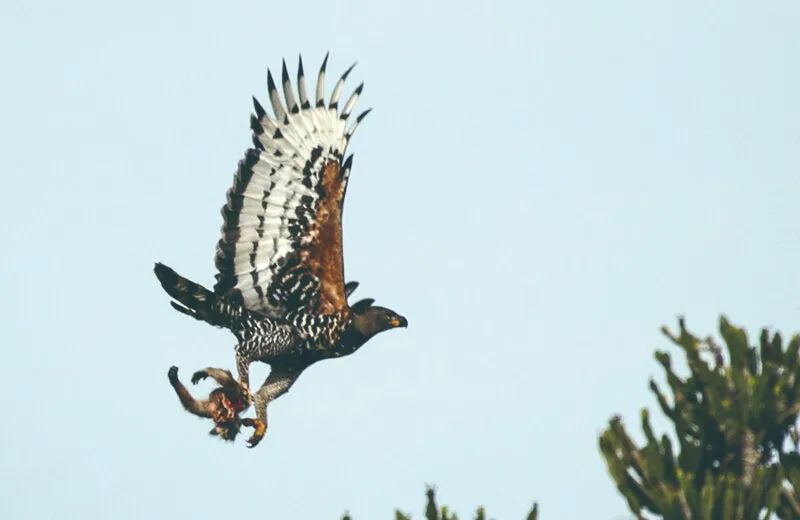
top-left (244, 419), bottom-right (266, 448)
top-left (246, 434), bottom-right (264, 448)
top-left (191, 370), bottom-right (208, 385)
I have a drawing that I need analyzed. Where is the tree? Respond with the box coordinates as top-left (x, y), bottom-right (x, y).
top-left (600, 317), bottom-right (800, 519)
top-left (342, 487), bottom-right (538, 520)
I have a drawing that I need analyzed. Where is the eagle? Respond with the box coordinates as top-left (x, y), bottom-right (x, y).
top-left (154, 54), bottom-right (407, 447)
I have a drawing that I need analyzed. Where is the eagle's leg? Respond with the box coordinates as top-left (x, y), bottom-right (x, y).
top-left (168, 366), bottom-right (212, 418)
top-left (235, 336), bottom-right (295, 400)
top-left (246, 368), bottom-right (300, 448)
top-left (235, 350), bottom-right (252, 398)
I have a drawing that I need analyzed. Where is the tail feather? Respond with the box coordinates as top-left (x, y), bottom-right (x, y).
top-left (154, 262), bottom-right (222, 326)
top-left (170, 301), bottom-right (200, 320)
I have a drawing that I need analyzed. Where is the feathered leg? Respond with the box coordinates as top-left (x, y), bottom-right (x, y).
top-left (246, 368), bottom-right (301, 448)
top-left (235, 350), bottom-right (251, 393)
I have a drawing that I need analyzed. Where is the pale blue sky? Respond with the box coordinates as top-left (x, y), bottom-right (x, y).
top-left (2, 1), bottom-right (798, 518)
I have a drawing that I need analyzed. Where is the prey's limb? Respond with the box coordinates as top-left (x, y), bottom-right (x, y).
top-left (168, 366), bottom-right (212, 418)
top-left (191, 367), bottom-right (236, 386)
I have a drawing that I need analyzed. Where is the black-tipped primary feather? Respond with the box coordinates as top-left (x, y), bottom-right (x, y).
top-left (345, 108), bottom-right (372, 139)
top-left (329, 62), bottom-right (357, 109)
top-left (281, 59), bottom-right (299, 113)
top-left (252, 96), bottom-right (266, 119)
top-left (251, 134), bottom-right (264, 150)
top-left (297, 55), bottom-right (310, 109)
top-left (340, 83), bottom-right (363, 120)
top-left (341, 153), bottom-right (354, 172)
top-left (356, 108), bottom-right (372, 122)
top-left (250, 114), bottom-right (264, 135)
top-left (267, 69), bottom-right (287, 121)
top-left (316, 52), bottom-right (329, 107)
top-left (341, 154), bottom-right (354, 185)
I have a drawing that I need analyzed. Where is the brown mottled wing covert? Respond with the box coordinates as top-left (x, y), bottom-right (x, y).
top-left (300, 160), bottom-right (347, 314)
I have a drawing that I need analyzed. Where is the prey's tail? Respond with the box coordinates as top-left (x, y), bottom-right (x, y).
top-left (154, 262), bottom-right (229, 327)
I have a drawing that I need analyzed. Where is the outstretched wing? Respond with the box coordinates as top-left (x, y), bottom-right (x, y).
top-left (213, 55), bottom-right (370, 318)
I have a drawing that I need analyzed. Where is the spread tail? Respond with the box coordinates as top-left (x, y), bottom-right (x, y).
top-left (154, 262), bottom-right (225, 326)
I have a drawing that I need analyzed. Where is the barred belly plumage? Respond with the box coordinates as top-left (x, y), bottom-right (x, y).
top-left (232, 314), bottom-right (297, 361)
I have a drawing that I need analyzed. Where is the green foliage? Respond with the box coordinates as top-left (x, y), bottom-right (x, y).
top-left (343, 487), bottom-right (538, 519)
top-left (600, 317), bottom-right (800, 519)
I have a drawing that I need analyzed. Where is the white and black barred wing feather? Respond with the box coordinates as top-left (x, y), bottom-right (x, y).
top-left (214, 55), bottom-right (370, 318)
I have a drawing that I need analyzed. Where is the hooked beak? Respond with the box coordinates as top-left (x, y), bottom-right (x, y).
top-left (389, 316), bottom-right (408, 328)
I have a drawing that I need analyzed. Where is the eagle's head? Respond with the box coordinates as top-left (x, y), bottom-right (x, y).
top-left (350, 298), bottom-right (407, 342)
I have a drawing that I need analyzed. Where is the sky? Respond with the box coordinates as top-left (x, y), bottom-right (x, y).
top-left (1, 1), bottom-right (799, 518)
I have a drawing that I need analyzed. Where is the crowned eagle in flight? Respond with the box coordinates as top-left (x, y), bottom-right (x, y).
top-left (154, 54), bottom-right (407, 447)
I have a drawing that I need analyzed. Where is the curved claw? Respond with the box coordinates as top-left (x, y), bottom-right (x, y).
top-left (246, 433), bottom-right (264, 448)
top-left (242, 418), bottom-right (266, 448)
top-left (191, 370), bottom-right (208, 385)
